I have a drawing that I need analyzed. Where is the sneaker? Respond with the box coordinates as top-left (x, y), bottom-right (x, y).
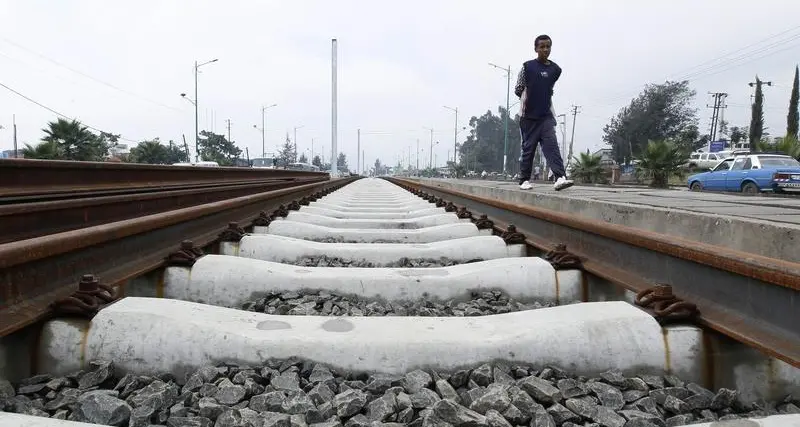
top-left (553, 176), bottom-right (574, 191)
top-left (519, 180), bottom-right (533, 190)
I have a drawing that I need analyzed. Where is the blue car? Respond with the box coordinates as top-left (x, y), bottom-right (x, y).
top-left (687, 153), bottom-right (800, 195)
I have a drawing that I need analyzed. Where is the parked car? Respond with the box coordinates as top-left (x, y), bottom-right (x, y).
top-left (687, 153), bottom-right (800, 194)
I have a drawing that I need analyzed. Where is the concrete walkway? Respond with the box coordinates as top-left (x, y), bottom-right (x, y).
top-left (411, 178), bottom-right (800, 262)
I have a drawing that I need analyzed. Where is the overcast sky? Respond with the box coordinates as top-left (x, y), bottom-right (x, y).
top-left (2, 0), bottom-right (800, 170)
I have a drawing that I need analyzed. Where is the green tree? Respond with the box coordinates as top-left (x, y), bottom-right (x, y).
top-left (749, 76), bottom-right (766, 145)
top-left (129, 139), bottom-right (169, 164)
top-left (22, 140), bottom-right (62, 160)
top-left (729, 126), bottom-right (748, 146)
top-left (569, 152), bottom-right (605, 184)
top-left (38, 118), bottom-right (109, 161)
top-left (634, 140), bottom-right (689, 188)
top-left (337, 152), bottom-right (348, 172)
top-left (165, 140), bottom-right (189, 164)
top-left (298, 153), bottom-right (308, 164)
top-left (457, 106), bottom-right (521, 173)
top-left (312, 155), bottom-right (322, 168)
top-left (277, 133), bottom-right (297, 166)
top-left (128, 138), bottom-right (188, 164)
top-left (603, 81), bottom-right (699, 163)
top-left (198, 130), bottom-right (242, 166)
top-left (788, 66), bottom-right (799, 139)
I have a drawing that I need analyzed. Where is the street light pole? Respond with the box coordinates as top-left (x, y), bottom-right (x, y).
top-left (255, 104), bottom-right (277, 158)
top-left (192, 58), bottom-right (218, 162)
top-left (293, 125), bottom-right (304, 161)
top-left (423, 127), bottom-right (434, 168)
top-left (443, 106), bottom-right (458, 164)
top-left (489, 63), bottom-right (511, 174)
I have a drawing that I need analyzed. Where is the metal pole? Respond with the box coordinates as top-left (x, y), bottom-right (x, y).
top-left (454, 108), bottom-right (458, 164)
top-left (357, 129), bottom-right (361, 174)
top-left (12, 114), bottom-right (18, 158)
top-left (503, 66), bottom-right (510, 174)
top-left (261, 107), bottom-right (266, 157)
top-left (416, 139), bottom-right (420, 171)
top-left (194, 61), bottom-right (199, 162)
top-left (331, 39), bottom-right (339, 176)
top-left (429, 128), bottom-right (433, 169)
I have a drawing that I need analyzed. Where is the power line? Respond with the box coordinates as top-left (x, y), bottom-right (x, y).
top-left (586, 24), bottom-right (800, 108)
top-left (0, 37), bottom-right (184, 113)
top-left (0, 80), bottom-right (140, 143)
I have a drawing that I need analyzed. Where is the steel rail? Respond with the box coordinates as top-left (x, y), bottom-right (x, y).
top-left (0, 158), bottom-right (327, 198)
top-left (389, 177), bottom-right (800, 368)
top-left (0, 177), bottom-right (327, 243)
top-left (0, 177), bottom-right (357, 337)
top-left (0, 178), bottom-right (312, 203)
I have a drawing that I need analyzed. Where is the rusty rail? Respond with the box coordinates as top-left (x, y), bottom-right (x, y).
top-left (0, 176), bottom-right (327, 243)
top-left (0, 158), bottom-right (327, 199)
top-left (0, 177), bottom-right (357, 336)
top-left (388, 177), bottom-right (800, 368)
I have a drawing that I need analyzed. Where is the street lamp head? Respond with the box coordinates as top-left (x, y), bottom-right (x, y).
top-left (253, 124), bottom-right (257, 129)
top-left (210, 59), bottom-right (219, 63)
top-left (180, 93), bottom-right (186, 97)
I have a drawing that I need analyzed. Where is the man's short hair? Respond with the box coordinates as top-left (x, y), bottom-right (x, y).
top-left (535, 35), bottom-right (551, 47)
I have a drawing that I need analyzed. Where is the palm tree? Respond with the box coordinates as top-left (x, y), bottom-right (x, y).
top-left (569, 152), bottom-right (605, 183)
top-left (129, 139), bottom-right (169, 164)
top-left (22, 141), bottom-right (63, 160)
top-left (635, 140), bottom-right (689, 188)
top-left (41, 118), bottom-right (107, 161)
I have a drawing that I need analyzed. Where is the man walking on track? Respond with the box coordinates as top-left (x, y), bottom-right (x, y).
top-left (515, 34), bottom-right (573, 191)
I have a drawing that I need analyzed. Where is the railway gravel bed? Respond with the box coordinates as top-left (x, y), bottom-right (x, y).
top-left (2, 359), bottom-right (797, 427)
top-left (288, 256), bottom-right (476, 268)
top-left (240, 290), bottom-right (550, 316)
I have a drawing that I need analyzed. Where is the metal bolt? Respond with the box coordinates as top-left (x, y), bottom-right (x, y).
top-left (78, 274), bottom-right (99, 292)
top-left (653, 284), bottom-right (673, 298)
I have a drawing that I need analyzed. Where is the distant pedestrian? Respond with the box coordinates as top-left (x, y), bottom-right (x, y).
top-left (533, 165), bottom-right (541, 181)
top-left (515, 34), bottom-right (573, 191)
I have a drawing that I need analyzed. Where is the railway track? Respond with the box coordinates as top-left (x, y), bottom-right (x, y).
top-left (0, 177), bottom-right (798, 427)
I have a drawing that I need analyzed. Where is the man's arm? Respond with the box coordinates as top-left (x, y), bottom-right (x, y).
top-left (514, 66), bottom-right (526, 98)
top-left (552, 63), bottom-right (562, 84)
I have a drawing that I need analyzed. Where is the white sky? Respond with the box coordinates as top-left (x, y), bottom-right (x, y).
top-left (1, 0), bottom-right (800, 170)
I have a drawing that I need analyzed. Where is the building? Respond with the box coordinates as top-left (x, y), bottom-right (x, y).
top-left (0, 149), bottom-right (22, 159)
top-left (592, 148), bottom-right (616, 166)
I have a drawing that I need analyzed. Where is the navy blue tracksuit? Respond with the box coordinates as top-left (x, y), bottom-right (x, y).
top-left (515, 58), bottom-right (566, 183)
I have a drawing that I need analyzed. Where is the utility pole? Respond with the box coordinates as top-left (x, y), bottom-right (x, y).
top-left (362, 150), bottom-right (365, 175)
top-left (706, 92), bottom-right (728, 150)
top-left (749, 79), bottom-right (772, 104)
top-left (416, 139), bottom-right (420, 171)
top-left (357, 129), bottom-right (361, 174)
top-left (567, 105), bottom-right (581, 169)
top-left (225, 119), bottom-right (232, 142)
top-left (443, 106), bottom-right (458, 164)
top-left (12, 114), bottom-right (18, 158)
top-left (489, 63), bottom-right (512, 173)
top-left (331, 38), bottom-right (339, 176)
top-left (311, 138), bottom-right (315, 163)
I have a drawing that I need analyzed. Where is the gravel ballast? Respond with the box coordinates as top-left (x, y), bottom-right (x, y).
top-left (240, 290), bottom-right (551, 316)
top-left (289, 256), bottom-right (476, 268)
top-left (2, 360), bottom-right (798, 427)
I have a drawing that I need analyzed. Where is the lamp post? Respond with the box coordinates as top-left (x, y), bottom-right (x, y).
top-left (186, 58), bottom-right (218, 162)
top-left (293, 125), bottom-right (304, 161)
top-left (423, 126), bottom-right (435, 168)
top-left (489, 63), bottom-right (511, 174)
top-left (443, 106), bottom-right (458, 164)
top-left (253, 104), bottom-right (277, 158)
